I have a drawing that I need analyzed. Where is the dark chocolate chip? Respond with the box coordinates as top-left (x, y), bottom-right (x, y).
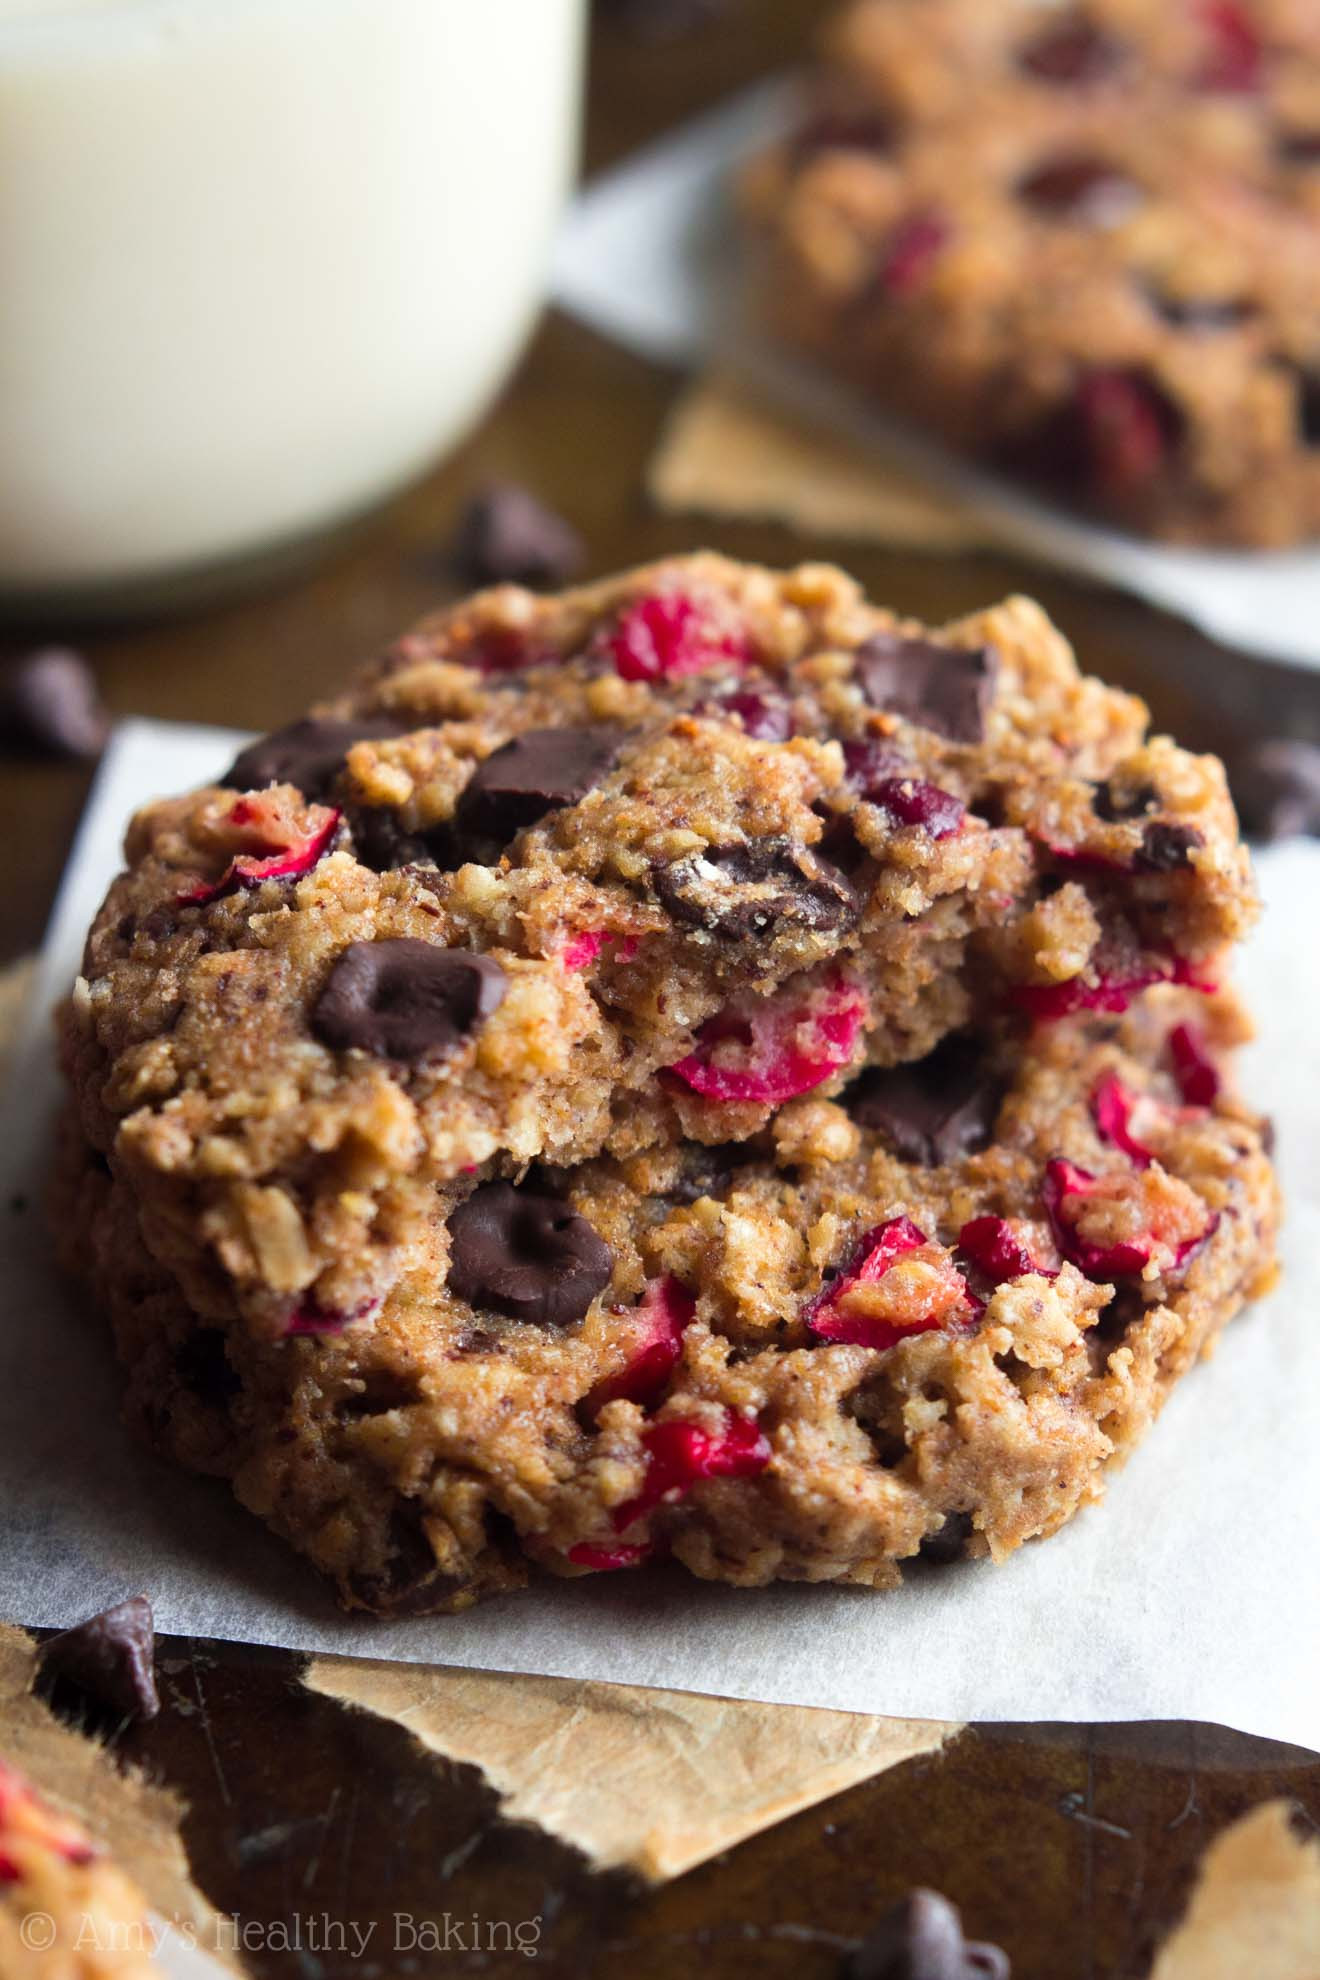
top-left (223, 714), bottom-right (407, 801)
top-left (842, 1889), bottom-right (1010, 1980)
top-left (1018, 154), bottom-right (1142, 226)
top-left (654, 837), bottom-right (860, 941)
top-left (447, 1180), bottom-right (613, 1328)
top-left (312, 940), bottom-right (507, 1063)
top-left (345, 804), bottom-right (436, 873)
top-left (918, 1511), bottom-right (975, 1566)
top-left (1019, 15), bottom-right (1121, 83)
top-left (667, 1141), bottom-right (755, 1206)
top-left (1149, 290), bottom-right (1253, 331)
top-left (1093, 778), bottom-right (1159, 823)
top-left (345, 1501), bottom-right (472, 1617)
top-left (845, 1036), bottom-right (1001, 1166)
top-left (450, 483), bottom-right (584, 589)
top-left (175, 1327), bottom-right (241, 1407)
top-left (856, 634), bottom-right (999, 745)
top-left (0, 648), bottom-right (110, 760)
top-left (1281, 131), bottom-right (1320, 164)
top-left (1135, 821), bottom-right (1204, 871)
top-left (455, 726), bottom-right (626, 851)
top-left (1296, 372), bottom-right (1320, 447)
top-left (36, 1597), bottom-right (160, 1722)
top-left (1231, 739), bottom-right (1320, 841)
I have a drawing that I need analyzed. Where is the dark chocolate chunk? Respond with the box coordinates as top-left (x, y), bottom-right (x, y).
top-left (455, 726), bottom-right (626, 851)
top-left (345, 804), bottom-right (435, 873)
top-left (312, 940), bottom-right (506, 1063)
top-left (1231, 739), bottom-right (1320, 842)
top-left (845, 1037), bottom-right (1001, 1166)
top-left (918, 1511), bottom-right (975, 1567)
top-left (450, 483), bottom-right (584, 589)
top-left (0, 648), bottom-right (110, 760)
top-left (1135, 821), bottom-right (1204, 871)
top-left (842, 1889), bottom-right (1010, 1980)
top-left (1149, 290), bottom-right (1253, 331)
top-left (175, 1327), bottom-right (241, 1407)
top-left (654, 837), bottom-right (859, 940)
top-left (345, 1502), bottom-right (474, 1618)
top-left (1019, 15), bottom-right (1121, 84)
top-left (1093, 778), bottom-right (1158, 823)
top-left (856, 634), bottom-right (998, 744)
top-left (1018, 154), bottom-right (1142, 226)
top-left (1297, 372), bottom-right (1320, 447)
top-left (1280, 131), bottom-right (1320, 164)
top-left (36, 1597), bottom-right (160, 1722)
top-left (667, 1141), bottom-right (754, 1206)
top-left (223, 714), bottom-right (407, 800)
top-left (447, 1181), bottom-right (613, 1328)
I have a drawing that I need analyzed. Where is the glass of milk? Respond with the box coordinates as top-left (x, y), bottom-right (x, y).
top-left (0, 0), bottom-right (585, 611)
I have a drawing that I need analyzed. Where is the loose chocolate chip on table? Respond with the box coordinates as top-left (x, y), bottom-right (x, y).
top-left (450, 483), bottom-right (585, 589)
top-left (1135, 821), bottom-right (1204, 871)
top-left (447, 1181), bottom-right (613, 1328)
top-left (223, 714), bottom-right (407, 800)
top-left (313, 940), bottom-right (507, 1063)
top-left (1018, 154), bottom-right (1142, 227)
top-left (455, 725), bottom-right (627, 849)
top-left (0, 648), bottom-right (110, 759)
top-left (845, 1036), bottom-right (1001, 1166)
top-left (36, 1596), bottom-right (160, 1722)
top-left (654, 837), bottom-right (860, 940)
top-left (841, 1888), bottom-right (1010, 1980)
top-left (1231, 739), bottom-right (1320, 841)
top-left (856, 634), bottom-right (999, 745)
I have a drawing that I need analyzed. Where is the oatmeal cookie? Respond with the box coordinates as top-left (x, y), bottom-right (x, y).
top-left (0, 1758), bottom-right (157, 1978)
top-left (58, 556), bottom-right (1254, 1339)
top-left (741, 0), bottom-right (1320, 545)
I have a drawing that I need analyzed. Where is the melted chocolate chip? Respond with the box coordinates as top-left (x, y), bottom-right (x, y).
top-left (224, 714), bottom-right (407, 801)
top-left (1135, 821), bottom-right (1204, 871)
top-left (1231, 738), bottom-right (1320, 842)
top-left (312, 940), bottom-right (507, 1063)
top-left (856, 634), bottom-right (999, 745)
top-left (654, 837), bottom-right (860, 941)
top-left (451, 483), bottom-right (584, 589)
top-left (447, 1181), bottom-right (613, 1328)
top-left (843, 1889), bottom-right (1010, 1980)
top-left (1094, 779), bottom-right (1159, 823)
top-left (455, 726), bottom-right (626, 852)
top-left (37, 1597), bottom-right (160, 1722)
top-left (1018, 153), bottom-right (1142, 226)
top-left (0, 648), bottom-right (110, 760)
top-left (918, 1511), bottom-right (975, 1567)
top-left (1020, 15), bottom-right (1121, 84)
top-left (845, 1036), bottom-right (1001, 1166)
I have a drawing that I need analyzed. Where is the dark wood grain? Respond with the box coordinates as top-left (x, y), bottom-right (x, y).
top-left (6, 5), bottom-right (1319, 1975)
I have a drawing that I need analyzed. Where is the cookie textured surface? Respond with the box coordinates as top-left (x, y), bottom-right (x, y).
top-left (741, 0), bottom-right (1320, 546)
top-left (55, 556), bottom-right (1274, 1613)
top-left (0, 1756), bottom-right (157, 1978)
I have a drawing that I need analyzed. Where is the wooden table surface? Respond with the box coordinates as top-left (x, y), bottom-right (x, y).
top-left (5, 6), bottom-right (1319, 1975)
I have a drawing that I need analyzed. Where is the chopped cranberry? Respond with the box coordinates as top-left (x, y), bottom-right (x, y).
top-left (567, 1541), bottom-right (653, 1571)
top-left (1013, 953), bottom-right (1215, 1021)
top-left (1019, 15), bottom-right (1122, 84)
top-left (1092, 1072), bottom-right (1156, 1167)
top-left (561, 930), bottom-right (641, 971)
top-left (1042, 1158), bottom-right (1215, 1280)
top-left (608, 593), bottom-right (749, 683)
top-left (667, 977), bottom-right (867, 1105)
top-left (178, 806), bottom-right (341, 908)
top-left (957, 1215), bottom-right (1055, 1286)
top-left (587, 1277), bottom-right (694, 1412)
top-left (805, 1215), bottom-right (977, 1348)
top-left (796, 104), bottom-right (893, 157)
top-left (842, 737), bottom-right (908, 789)
top-left (1194, 1), bottom-right (1262, 92)
top-left (1073, 370), bottom-right (1181, 494)
top-left (613, 1409), bottom-right (771, 1531)
top-left (697, 686), bottom-right (795, 741)
top-left (879, 210), bottom-right (949, 296)
top-left (284, 1293), bottom-right (382, 1337)
top-left (1169, 1022), bottom-right (1221, 1106)
top-left (868, 775), bottom-right (966, 839)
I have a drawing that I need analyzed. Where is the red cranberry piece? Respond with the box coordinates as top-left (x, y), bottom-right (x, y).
top-left (609, 593), bottom-right (749, 683)
top-left (957, 1215), bottom-right (1055, 1286)
top-left (1020, 15), bottom-right (1122, 83)
top-left (1194, 1), bottom-right (1262, 92)
top-left (613, 1409), bottom-right (771, 1531)
top-left (1074, 370), bottom-right (1181, 494)
top-left (698, 687), bottom-right (795, 741)
top-left (879, 210), bottom-right (950, 296)
top-left (560, 929), bottom-right (639, 971)
top-left (587, 1277), bottom-right (694, 1412)
top-left (805, 1215), bottom-right (977, 1348)
top-left (284, 1294), bottom-right (382, 1337)
top-left (1169, 1023), bottom-right (1220, 1106)
top-left (1019, 155), bottom-right (1142, 226)
top-left (567, 1541), bottom-right (653, 1571)
top-left (868, 775), bottom-right (966, 839)
top-left (667, 978), bottom-right (867, 1105)
top-left (842, 737), bottom-right (908, 788)
top-left (796, 104), bottom-right (893, 157)
top-left (1013, 953), bottom-right (1214, 1021)
top-left (1091, 1072), bottom-right (1156, 1167)
top-left (178, 807), bottom-right (341, 908)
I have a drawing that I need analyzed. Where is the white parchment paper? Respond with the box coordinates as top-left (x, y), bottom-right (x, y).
top-left (1, 721), bottom-right (1314, 1748)
top-left (552, 80), bottom-right (1320, 678)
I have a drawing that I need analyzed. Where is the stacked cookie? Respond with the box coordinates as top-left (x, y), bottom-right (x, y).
top-left (56, 555), bottom-right (1277, 1611)
top-left (741, 0), bottom-right (1320, 545)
